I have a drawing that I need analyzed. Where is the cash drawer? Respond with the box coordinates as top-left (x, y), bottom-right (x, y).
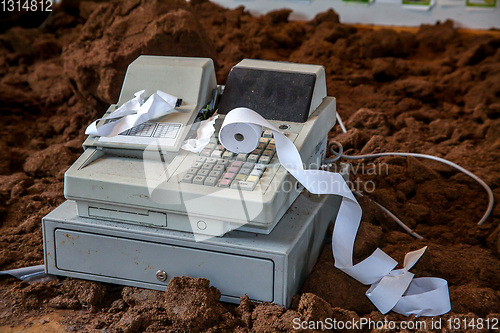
top-left (54, 229), bottom-right (274, 302)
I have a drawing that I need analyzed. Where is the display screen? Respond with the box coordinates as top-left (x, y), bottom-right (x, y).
top-left (217, 67), bottom-right (316, 123)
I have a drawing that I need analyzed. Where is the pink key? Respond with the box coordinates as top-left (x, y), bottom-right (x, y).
top-left (231, 161), bottom-right (243, 168)
top-left (223, 172), bottom-right (235, 180)
top-left (218, 179), bottom-right (231, 188)
top-left (227, 166), bottom-right (239, 173)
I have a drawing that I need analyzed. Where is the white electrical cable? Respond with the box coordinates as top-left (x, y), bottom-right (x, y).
top-left (353, 191), bottom-right (424, 240)
top-left (324, 113), bottom-right (494, 227)
top-left (322, 144), bottom-right (423, 239)
top-left (336, 112), bottom-right (347, 134)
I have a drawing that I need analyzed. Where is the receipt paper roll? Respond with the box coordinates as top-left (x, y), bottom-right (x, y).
top-left (219, 121), bottom-right (262, 153)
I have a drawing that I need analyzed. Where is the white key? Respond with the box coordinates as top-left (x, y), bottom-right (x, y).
top-left (217, 159), bottom-right (230, 167)
top-left (187, 168), bottom-right (198, 175)
top-left (223, 151), bottom-right (235, 159)
top-left (258, 156), bottom-right (271, 164)
top-left (254, 164), bottom-right (267, 171)
top-left (211, 150), bottom-right (223, 158)
top-left (250, 169), bottom-right (263, 177)
top-left (239, 168), bottom-right (252, 175)
top-left (247, 154), bottom-right (259, 163)
top-left (204, 176), bottom-right (218, 186)
top-left (236, 153), bottom-right (248, 162)
top-left (181, 174), bottom-right (194, 183)
top-left (198, 169), bottom-right (210, 177)
top-left (193, 175), bottom-right (206, 185)
top-left (243, 162), bottom-right (255, 169)
top-left (263, 130), bottom-right (273, 138)
top-left (230, 180), bottom-right (257, 191)
top-left (191, 162), bottom-right (203, 169)
top-left (200, 149), bottom-right (212, 157)
top-left (196, 157), bottom-right (207, 163)
top-left (209, 170), bottom-right (222, 178)
top-left (213, 164), bottom-right (225, 172)
top-left (202, 163), bottom-right (214, 170)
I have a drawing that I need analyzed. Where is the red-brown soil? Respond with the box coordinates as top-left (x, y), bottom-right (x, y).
top-left (0, 0), bottom-right (499, 331)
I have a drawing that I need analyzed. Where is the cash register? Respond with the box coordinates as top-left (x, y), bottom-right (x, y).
top-left (42, 56), bottom-right (347, 307)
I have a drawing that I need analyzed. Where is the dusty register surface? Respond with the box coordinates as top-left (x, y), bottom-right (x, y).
top-left (0, 0), bottom-right (499, 331)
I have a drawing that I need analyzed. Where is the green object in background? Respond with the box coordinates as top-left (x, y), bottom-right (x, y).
top-left (402, 0), bottom-right (432, 5)
top-left (466, 0), bottom-right (496, 7)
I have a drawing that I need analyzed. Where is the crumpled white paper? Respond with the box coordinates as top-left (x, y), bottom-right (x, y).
top-left (219, 107), bottom-right (451, 317)
top-left (181, 115), bottom-right (219, 153)
top-left (85, 90), bottom-right (179, 137)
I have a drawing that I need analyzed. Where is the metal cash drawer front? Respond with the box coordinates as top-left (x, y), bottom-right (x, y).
top-left (54, 230), bottom-right (274, 302)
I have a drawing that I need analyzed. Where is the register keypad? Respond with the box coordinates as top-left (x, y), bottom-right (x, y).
top-left (181, 133), bottom-right (277, 190)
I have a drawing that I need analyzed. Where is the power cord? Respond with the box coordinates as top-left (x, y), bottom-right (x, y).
top-left (353, 191), bottom-right (424, 240)
top-left (322, 113), bottom-right (495, 237)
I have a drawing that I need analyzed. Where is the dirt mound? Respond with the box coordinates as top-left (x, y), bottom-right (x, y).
top-left (0, 0), bottom-right (499, 331)
top-left (63, 0), bottom-right (217, 104)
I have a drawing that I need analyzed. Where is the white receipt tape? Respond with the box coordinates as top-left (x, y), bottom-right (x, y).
top-left (220, 107), bottom-right (451, 317)
top-left (85, 90), bottom-right (178, 137)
